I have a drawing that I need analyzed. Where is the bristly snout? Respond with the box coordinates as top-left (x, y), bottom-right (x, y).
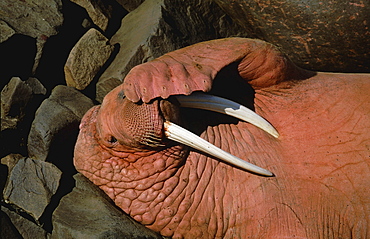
top-left (95, 87), bottom-right (182, 150)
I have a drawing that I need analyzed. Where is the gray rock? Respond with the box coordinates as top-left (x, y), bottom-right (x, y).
top-left (1, 154), bottom-right (23, 175)
top-left (0, 20), bottom-right (15, 43)
top-left (26, 77), bottom-right (47, 96)
top-left (0, 117), bottom-right (18, 132)
top-left (214, 0), bottom-right (370, 72)
top-left (96, 0), bottom-right (244, 102)
top-left (116, 0), bottom-right (145, 12)
top-left (96, 77), bottom-right (121, 103)
top-left (64, 28), bottom-right (114, 90)
top-left (0, 0), bottom-right (64, 73)
top-left (0, 77), bottom-right (46, 131)
top-left (1, 155), bottom-right (22, 201)
top-left (0, 77), bottom-right (47, 158)
top-left (3, 158), bottom-right (62, 221)
top-left (27, 99), bottom-right (78, 162)
top-left (0, 0), bottom-right (63, 38)
top-left (1, 206), bottom-right (49, 239)
top-left (52, 173), bottom-right (164, 239)
top-left (1, 207), bottom-right (23, 239)
top-left (1, 77), bottom-right (33, 130)
top-left (96, 0), bottom-right (172, 102)
top-left (28, 85), bottom-right (94, 162)
top-left (48, 85), bottom-right (94, 119)
top-left (70, 0), bottom-right (112, 31)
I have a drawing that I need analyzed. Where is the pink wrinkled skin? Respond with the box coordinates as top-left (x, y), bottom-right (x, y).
top-left (74, 38), bottom-right (370, 238)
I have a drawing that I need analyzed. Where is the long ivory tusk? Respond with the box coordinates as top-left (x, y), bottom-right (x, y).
top-left (175, 93), bottom-right (279, 138)
top-left (164, 121), bottom-right (274, 177)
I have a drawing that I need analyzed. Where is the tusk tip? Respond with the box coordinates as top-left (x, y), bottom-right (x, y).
top-left (251, 167), bottom-right (275, 177)
top-left (271, 130), bottom-right (280, 138)
top-left (264, 170), bottom-right (275, 177)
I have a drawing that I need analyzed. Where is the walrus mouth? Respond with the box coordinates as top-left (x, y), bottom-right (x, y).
top-left (164, 92), bottom-right (277, 177)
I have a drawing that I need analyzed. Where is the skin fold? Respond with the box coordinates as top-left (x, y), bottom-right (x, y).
top-left (74, 38), bottom-right (370, 238)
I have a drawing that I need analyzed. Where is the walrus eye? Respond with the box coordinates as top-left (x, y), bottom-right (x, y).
top-left (108, 136), bottom-right (117, 143)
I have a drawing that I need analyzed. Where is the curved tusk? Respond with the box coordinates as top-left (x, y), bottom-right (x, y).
top-left (175, 93), bottom-right (279, 138)
top-left (164, 121), bottom-right (274, 177)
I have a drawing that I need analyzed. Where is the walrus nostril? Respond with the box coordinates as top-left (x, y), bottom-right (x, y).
top-left (159, 98), bottom-right (181, 125)
top-left (108, 136), bottom-right (117, 144)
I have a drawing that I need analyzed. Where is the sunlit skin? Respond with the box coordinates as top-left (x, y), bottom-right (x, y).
top-left (74, 38), bottom-right (370, 238)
